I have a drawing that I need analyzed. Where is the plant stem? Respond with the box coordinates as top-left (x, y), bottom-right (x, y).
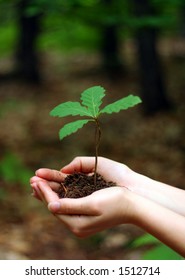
top-left (94, 118), bottom-right (101, 188)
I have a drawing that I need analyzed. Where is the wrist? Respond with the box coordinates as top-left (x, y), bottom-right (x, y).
top-left (119, 188), bottom-right (139, 224)
top-left (124, 170), bottom-right (153, 194)
top-left (122, 189), bottom-right (152, 226)
top-left (118, 167), bottom-right (143, 190)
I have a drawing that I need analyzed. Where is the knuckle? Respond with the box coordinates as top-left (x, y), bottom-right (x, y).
top-left (73, 156), bottom-right (81, 163)
top-left (91, 203), bottom-right (101, 215)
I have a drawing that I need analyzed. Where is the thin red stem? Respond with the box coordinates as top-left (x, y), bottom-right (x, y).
top-left (94, 118), bottom-right (101, 188)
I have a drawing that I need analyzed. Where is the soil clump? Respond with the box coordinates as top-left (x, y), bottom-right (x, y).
top-left (57, 172), bottom-right (116, 198)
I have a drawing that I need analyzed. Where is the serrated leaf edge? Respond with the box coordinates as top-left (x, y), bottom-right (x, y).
top-left (80, 86), bottom-right (106, 117)
top-left (59, 119), bottom-right (90, 140)
top-left (50, 101), bottom-right (92, 117)
top-left (100, 95), bottom-right (142, 114)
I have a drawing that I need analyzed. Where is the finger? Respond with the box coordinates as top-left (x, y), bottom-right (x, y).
top-left (31, 182), bottom-right (46, 203)
top-left (35, 168), bottom-right (66, 183)
top-left (30, 175), bottom-right (45, 184)
top-left (37, 181), bottom-right (59, 204)
top-left (61, 157), bottom-right (95, 174)
top-left (31, 186), bottom-right (42, 201)
top-left (30, 176), bottom-right (60, 192)
top-left (55, 214), bottom-right (103, 238)
top-left (48, 196), bottom-right (100, 216)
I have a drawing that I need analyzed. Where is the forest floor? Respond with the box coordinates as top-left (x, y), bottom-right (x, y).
top-left (0, 42), bottom-right (184, 259)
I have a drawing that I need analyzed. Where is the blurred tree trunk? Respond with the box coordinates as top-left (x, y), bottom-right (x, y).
top-left (100, 0), bottom-right (123, 78)
top-left (15, 0), bottom-right (42, 83)
top-left (132, 0), bottom-right (172, 115)
top-left (180, 3), bottom-right (185, 37)
top-left (176, 2), bottom-right (185, 58)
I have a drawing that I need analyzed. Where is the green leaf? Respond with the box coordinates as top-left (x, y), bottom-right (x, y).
top-left (100, 94), bottom-right (142, 114)
top-left (81, 86), bottom-right (105, 117)
top-left (59, 119), bottom-right (90, 140)
top-left (50, 101), bottom-right (91, 117)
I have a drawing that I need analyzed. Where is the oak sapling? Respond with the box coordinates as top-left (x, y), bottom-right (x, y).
top-left (50, 86), bottom-right (142, 198)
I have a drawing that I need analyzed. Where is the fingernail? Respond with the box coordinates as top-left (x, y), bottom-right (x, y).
top-left (48, 201), bottom-right (60, 212)
top-left (35, 169), bottom-right (42, 176)
top-left (31, 183), bottom-right (36, 188)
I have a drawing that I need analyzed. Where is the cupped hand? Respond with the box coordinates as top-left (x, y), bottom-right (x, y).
top-left (61, 157), bottom-right (132, 186)
top-left (36, 180), bottom-right (133, 237)
top-left (30, 156), bottom-right (136, 200)
top-left (31, 157), bottom-right (133, 188)
top-left (30, 169), bottom-right (65, 200)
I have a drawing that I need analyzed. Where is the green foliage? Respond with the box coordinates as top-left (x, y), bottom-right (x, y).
top-left (50, 85), bottom-right (141, 185)
top-left (0, 25), bottom-right (17, 56)
top-left (0, 153), bottom-right (32, 187)
top-left (0, 152), bottom-right (32, 201)
top-left (81, 86), bottom-right (105, 117)
top-left (50, 85), bottom-right (141, 140)
top-left (23, 0), bottom-right (183, 33)
top-left (50, 102), bottom-right (91, 118)
top-left (59, 119), bottom-right (89, 140)
top-left (132, 233), bottom-right (183, 260)
top-left (101, 95), bottom-right (141, 114)
top-left (143, 244), bottom-right (183, 260)
top-left (0, 0), bottom-right (184, 56)
top-left (132, 233), bottom-right (159, 247)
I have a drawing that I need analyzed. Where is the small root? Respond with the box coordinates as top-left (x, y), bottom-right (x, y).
top-left (61, 183), bottom-right (68, 197)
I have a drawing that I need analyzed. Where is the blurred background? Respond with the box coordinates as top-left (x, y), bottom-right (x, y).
top-left (0, 0), bottom-right (184, 260)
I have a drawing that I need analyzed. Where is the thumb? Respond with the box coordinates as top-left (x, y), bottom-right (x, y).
top-left (48, 197), bottom-right (100, 216)
top-left (48, 201), bottom-right (61, 212)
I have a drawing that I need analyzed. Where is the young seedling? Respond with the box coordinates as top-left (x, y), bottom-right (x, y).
top-left (50, 86), bottom-right (141, 187)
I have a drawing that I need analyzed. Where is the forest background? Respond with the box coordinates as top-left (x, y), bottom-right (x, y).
top-left (0, 0), bottom-right (184, 260)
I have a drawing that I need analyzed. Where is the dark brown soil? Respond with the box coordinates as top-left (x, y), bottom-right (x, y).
top-left (56, 172), bottom-right (116, 198)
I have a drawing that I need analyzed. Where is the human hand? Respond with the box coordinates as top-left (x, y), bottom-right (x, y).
top-left (30, 157), bottom-right (185, 256)
top-left (30, 157), bottom-right (135, 198)
top-left (36, 180), bottom-right (133, 237)
top-left (61, 157), bottom-right (133, 186)
top-left (29, 157), bottom-right (135, 236)
top-left (30, 168), bottom-right (66, 200)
